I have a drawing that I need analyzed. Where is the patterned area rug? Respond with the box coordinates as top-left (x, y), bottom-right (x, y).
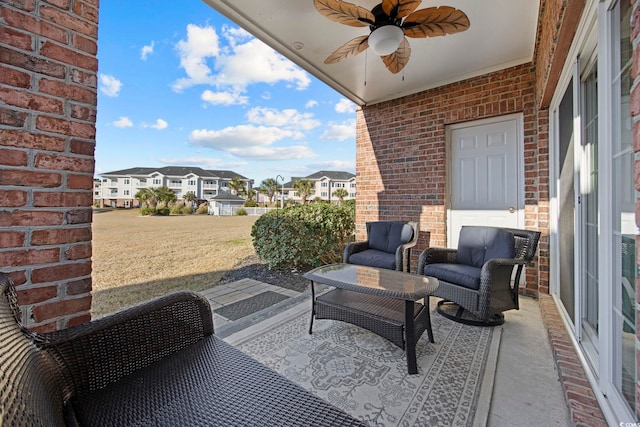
top-left (225, 301), bottom-right (499, 427)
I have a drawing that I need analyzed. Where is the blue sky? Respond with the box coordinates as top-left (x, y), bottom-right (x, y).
top-left (95, 1), bottom-right (356, 185)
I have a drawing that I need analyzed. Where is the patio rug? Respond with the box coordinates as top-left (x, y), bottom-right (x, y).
top-left (224, 300), bottom-right (500, 427)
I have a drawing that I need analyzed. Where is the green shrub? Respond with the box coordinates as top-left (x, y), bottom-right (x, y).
top-left (236, 208), bottom-right (247, 216)
top-left (244, 200), bottom-right (258, 207)
top-left (251, 203), bottom-right (355, 270)
top-left (140, 207), bottom-right (156, 216)
top-left (155, 207), bottom-right (170, 216)
top-left (196, 204), bottom-right (209, 214)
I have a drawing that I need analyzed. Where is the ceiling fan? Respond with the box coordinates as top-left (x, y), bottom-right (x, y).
top-left (314, 0), bottom-right (470, 74)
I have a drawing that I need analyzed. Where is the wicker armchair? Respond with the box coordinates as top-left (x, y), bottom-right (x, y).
top-left (0, 272), bottom-right (364, 427)
top-left (417, 226), bottom-right (541, 326)
top-left (344, 221), bottom-right (419, 272)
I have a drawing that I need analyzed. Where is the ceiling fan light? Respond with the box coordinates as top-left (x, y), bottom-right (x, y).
top-left (368, 25), bottom-right (403, 56)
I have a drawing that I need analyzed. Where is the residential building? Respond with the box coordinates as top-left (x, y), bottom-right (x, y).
top-left (97, 166), bottom-right (253, 208)
top-left (283, 171), bottom-right (356, 204)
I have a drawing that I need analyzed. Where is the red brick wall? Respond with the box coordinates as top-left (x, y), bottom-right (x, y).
top-left (0, 0), bottom-right (98, 332)
top-left (356, 63), bottom-right (546, 295)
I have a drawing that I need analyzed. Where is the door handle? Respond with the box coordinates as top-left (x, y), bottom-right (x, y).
top-left (508, 207), bottom-right (516, 213)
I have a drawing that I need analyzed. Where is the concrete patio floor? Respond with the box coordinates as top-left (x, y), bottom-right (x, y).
top-left (200, 279), bottom-right (572, 426)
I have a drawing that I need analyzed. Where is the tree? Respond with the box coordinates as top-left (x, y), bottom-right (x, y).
top-left (154, 186), bottom-right (177, 207)
top-left (332, 188), bottom-right (349, 204)
top-left (227, 177), bottom-right (245, 196)
top-left (243, 188), bottom-right (257, 202)
top-left (183, 191), bottom-right (197, 207)
top-left (293, 179), bottom-right (314, 204)
top-left (135, 188), bottom-right (157, 208)
top-left (259, 178), bottom-right (279, 206)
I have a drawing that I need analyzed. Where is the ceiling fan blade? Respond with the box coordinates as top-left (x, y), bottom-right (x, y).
top-left (314, 0), bottom-right (375, 27)
top-left (381, 37), bottom-right (410, 74)
top-left (402, 6), bottom-right (470, 38)
top-left (382, 0), bottom-right (421, 19)
top-left (324, 35), bottom-right (370, 64)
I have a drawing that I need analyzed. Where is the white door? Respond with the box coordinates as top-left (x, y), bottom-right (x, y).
top-left (447, 115), bottom-right (523, 247)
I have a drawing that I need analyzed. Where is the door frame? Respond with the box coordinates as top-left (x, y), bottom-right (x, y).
top-left (445, 113), bottom-right (525, 247)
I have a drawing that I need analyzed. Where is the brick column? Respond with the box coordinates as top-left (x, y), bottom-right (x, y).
top-left (0, 0), bottom-right (98, 332)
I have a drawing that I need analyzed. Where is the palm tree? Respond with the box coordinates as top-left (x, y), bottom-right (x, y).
top-left (135, 187), bottom-right (157, 208)
top-left (332, 188), bottom-right (349, 204)
top-left (244, 188), bottom-right (257, 202)
top-left (259, 178), bottom-right (279, 206)
top-left (293, 179), bottom-right (314, 204)
top-left (154, 186), bottom-right (177, 207)
top-left (227, 176), bottom-right (245, 196)
top-left (183, 191), bottom-right (197, 207)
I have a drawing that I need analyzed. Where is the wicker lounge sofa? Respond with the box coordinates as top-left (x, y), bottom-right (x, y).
top-left (0, 272), bottom-right (364, 427)
top-left (417, 226), bottom-right (541, 326)
top-left (344, 221), bottom-right (419, 272)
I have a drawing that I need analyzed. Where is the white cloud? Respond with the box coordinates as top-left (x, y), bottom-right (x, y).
top-left (189, 125), bottom-right (315, 160)
top-left (308, 160), bottom-right (355, 172)
top-left (201, 89), bottom-right (248, 106)
top-left (320, 120), bottom-right (356, 141)
top-left (247, 107), bottom-right (320, 131)
top-left (213, 38), bottom-right (310, 91)
top-left (143, 119), bottom-right (168, 130)
top-left (99, 74), bottom-right (122, 97)
top-left (113, 116), bottom-right (133, 128)
top-left (172, 24), bottom-right (310, 95)
top-left (335, 98), bottom-right (356, 114)
top-left (141, 41), bottom-right (155, 60)
top-left (305, 100), bottom-right (318, 108)
top-left (157, 157), bottom-right (247, 169)
top-left (172, 24), bottom-right (220, 91)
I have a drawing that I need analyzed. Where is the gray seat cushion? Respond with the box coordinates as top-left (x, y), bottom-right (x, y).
top-left (456, 226), bottom-right (515, 268)
top-left (423, 263), bottom-right (482, 290)
top-left (348, 249), bottom-right (396, 270)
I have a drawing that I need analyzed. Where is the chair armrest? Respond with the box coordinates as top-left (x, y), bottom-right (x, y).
top-left (343, 240), bottom-right (369, 263)
top-left (417, 248), bottom-right (458, 274)
top-left (479, 258), bottom-right (526, 296)
top-left (395, 235), bottom-right (419, 272)
top-left (38, 291), bottom-right (213, 399)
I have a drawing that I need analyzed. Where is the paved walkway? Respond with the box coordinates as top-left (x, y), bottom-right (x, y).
top-left (200, 279), bottom-right (572, 426)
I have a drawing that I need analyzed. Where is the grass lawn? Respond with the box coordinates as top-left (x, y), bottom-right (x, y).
top-left (91, 208), bottom-right (258, 318)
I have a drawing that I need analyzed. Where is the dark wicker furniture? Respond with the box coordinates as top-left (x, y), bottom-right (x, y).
top-left (417, 226), bottom-right (541, 326)
top-left (344, 221), bottom-right (419, 272)
top-left (0, 272), bottom-right (365, 427)
top-left (305, 263), bottom-right (439, 375)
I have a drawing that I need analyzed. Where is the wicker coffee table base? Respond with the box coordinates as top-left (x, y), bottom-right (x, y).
top-left (310, 288), bottom-right (433, 374)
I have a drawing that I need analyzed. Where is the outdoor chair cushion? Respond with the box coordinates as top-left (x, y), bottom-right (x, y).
top-left (456, 226), bottom-right (515, 268)
top-left (423, 263), bottom-right (482, 290)
top-left (348, 249), bottom-right (396, 270)
top-left (368, 221), bottom-right (415, 253)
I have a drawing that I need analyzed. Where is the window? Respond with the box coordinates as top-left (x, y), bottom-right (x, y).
top-left (188, 180), bottom-right (196, 186)
top-left (171, 180), bottom-right (181, 185)
top-left (321, 182), bottom-right (328, 187)
top-left (123, 190), bottom-right (130, 196)
top-left (153, 179), bottom-right (161, 185)
top-left (321, 192), bottom-right (328, 197)
top-left (123, 179), bottom-right (129, 185)
top-left (608, 0), bottom-right (636, 415)
top-left (350, 183), bottom-right (356, 188)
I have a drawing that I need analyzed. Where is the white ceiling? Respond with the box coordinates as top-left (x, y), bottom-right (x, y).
top-left (202, 0), bottom-right (540, 106)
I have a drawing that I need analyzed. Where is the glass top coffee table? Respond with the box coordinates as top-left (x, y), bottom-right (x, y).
top-left (304, 263), bottom-right (439, 375)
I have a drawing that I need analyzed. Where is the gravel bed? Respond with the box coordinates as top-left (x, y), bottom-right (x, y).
top-left (218, 254), bottom-right (310, 293)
